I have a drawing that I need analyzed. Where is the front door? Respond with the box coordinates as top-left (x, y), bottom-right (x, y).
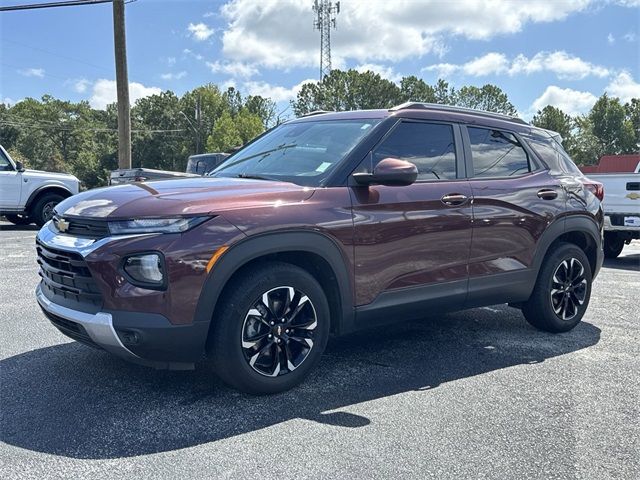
top-left (0, 150), bottom-right (21, 209)
top-left (350, 120), bottom-right (473, 318)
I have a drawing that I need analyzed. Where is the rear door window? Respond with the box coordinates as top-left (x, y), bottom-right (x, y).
top-left (468, 127), bottom-right (531, 178)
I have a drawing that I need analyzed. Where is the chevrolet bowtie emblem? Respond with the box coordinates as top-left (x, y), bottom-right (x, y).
top-left (55, 217), bottom-right (70, 233)
top-left (626, 192), bottom-right (640, 200)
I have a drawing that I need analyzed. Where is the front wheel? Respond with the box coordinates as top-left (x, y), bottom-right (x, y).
top-left (522, 242), bottom-right (592, 333)
top-left (31, 192), bottom-right (64, 227)
top-left (210, 262), bottom-right (330, 394)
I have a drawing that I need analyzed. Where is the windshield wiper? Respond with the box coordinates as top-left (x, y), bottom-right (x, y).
top-left (235, 173), bottom-right (277, 181)
top-left (213, 143), bottom-right (298, 173)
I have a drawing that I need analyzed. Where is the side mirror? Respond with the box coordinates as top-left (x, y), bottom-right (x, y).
top-left (15, 161), bottom-right (25, 172)
top-left (352, 158), bottom-right (418, 187)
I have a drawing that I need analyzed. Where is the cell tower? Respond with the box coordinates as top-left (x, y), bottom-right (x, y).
top-left (313, 0), bottom-right (340, 81)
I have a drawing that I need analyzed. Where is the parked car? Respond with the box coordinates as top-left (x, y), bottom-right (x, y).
top-left (109, 167), bottom-right (199, 185)
top-left (109, 152), bottom-right (230, 185)
top-left (186, 152), bottom-right (230, 175)
top-left (0, 144), bottom-right (79, 226)
top-left (35, 103), bottom-right (604, 394)
top-left (580, 156), bottom-right (639, 258)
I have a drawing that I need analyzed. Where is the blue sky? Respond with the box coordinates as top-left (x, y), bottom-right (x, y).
top-left (1, 0), bottom-right (639, 119)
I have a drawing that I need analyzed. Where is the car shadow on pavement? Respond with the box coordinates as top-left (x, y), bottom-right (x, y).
top-left (0, 306), bottom-right (601, 459)
top-left (603, 254), bottom-right (640, 272)
top-left (0, 223), bottom-right (39, 232)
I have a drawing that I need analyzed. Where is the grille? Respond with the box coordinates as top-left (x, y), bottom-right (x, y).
top-left (53, 215), bottom-right (110, 239)
top-left (40, 307), bottom-right (101, 349)
top-left (36, 240), bottom-right (103, 310)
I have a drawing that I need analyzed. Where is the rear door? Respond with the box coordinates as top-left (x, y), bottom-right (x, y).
top-left (462, 125), bottom-right (565, 306)
top-left (350, 119), bottom-right (473, 314)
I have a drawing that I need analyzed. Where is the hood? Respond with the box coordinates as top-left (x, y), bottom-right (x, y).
top-left (24, 169), bottom-right (79, 182)
top-left (54, 177), bottom-right (316, 220)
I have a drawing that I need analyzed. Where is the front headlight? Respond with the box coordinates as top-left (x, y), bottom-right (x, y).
top-left (108, 217), bottom-right (209, 235)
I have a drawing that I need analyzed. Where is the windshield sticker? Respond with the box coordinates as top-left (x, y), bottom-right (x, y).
top-left (316, 162), bottom-right (332, 173)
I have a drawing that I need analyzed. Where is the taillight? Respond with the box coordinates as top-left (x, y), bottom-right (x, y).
top-left (583, 180), bottom-right (604, 201)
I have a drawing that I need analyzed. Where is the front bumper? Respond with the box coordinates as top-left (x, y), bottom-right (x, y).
top-left (35, 223), bottom-right (211, 369)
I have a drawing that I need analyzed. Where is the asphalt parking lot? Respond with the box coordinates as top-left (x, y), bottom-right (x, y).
top-left (1, 221), bottom-right (638, 479)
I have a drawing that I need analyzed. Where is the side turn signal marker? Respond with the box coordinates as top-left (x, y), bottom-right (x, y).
top-left (206, 246), bottom-right (229, 273)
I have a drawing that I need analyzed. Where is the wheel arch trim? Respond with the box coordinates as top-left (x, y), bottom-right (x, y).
top-left (532, 215), bottom-right (603, 278)
top-left (193, 229), bottom-right (354, 334)
top-left (25, 184), bottom-right (73, 210)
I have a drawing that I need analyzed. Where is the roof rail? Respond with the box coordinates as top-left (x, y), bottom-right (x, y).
top-left (300, 110), bottom-right (334, 117)
top-left (389, 102), bottom-right (528, 125)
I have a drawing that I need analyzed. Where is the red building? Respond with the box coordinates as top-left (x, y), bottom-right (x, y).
top-left (579, 154), bottom-right (640, 174)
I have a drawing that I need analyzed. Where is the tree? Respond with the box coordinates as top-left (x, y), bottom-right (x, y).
top-left (293, 69), bottom-right (401, 115)
top-left (244, 95), bottom-right (277, 128)
top-left (399, 76), bottom-right (436, 103)
top-left (452, 84), bottom-right (517, 115)
top-left (531, 105), bottom-right (573, 138)
top-left (206, 110), bottom-right (242, 152)
top-left (589, 94), bottom-right (636, 155)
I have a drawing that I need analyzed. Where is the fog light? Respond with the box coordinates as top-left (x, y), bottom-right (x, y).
top-left (123, 253), bottom-right (165, 287)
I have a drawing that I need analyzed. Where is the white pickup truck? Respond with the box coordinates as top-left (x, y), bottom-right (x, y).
top-left (587, 160), bottom-right (640, 258)
top-left (0, 144), bottom-right (80, 226)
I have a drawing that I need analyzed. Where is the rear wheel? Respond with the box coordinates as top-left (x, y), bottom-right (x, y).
top-left (210, 262), bottom-right (330, 394)
top-left (30, 192), bottom-right (64, 227)
top-left (522, 242), bottom-right (592, 333)
top-left (4, 214), bottom-right (32, 225)
top-left (603, 232), bottom-right (624, 259)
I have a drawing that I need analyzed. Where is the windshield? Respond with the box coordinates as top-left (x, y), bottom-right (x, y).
top-left (210, 119), bottom-right (381, 186)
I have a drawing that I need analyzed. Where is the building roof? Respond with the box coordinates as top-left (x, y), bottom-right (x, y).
top-left (579, 154), bottom-right (640, 174)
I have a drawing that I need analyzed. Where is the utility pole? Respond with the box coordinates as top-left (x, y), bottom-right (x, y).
top-left (112, 0), bottom-right (131, 168)
top-left (195, 93), bottom-right (202, 154)
top-left (313, 0), bottom-right (340, 81)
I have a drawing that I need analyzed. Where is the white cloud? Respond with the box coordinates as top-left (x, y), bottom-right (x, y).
top-left (463, 52), bottom-right (509, 76)
top-left (183, 48), bottom-right (204, 61)
top-left (623, 31), bottom-right (637, 42)
top-left (166, 56), bottom-right (176, 66)
top-left (72, 78), bottom-right (91, 93)
top-left (607, 33), bottom-right (615, 44)
top-left (89, 79), bottom-right (162, 110)
top-left (160, 71), bottom-right (187, 80)
top-left (2, 97), bottom-right (16, 106)
top-left (531, 86), bottom-right (598, 116)
top-left (187, 22), bottom-right (214, 41)
top-left (605, 71), bottom-right (640, 103)
top-left (354, 63), bottom-right (403, 83)
top-left (206, 61), bottom-right (259, 78)
top-left (243, 79), bottom-right (315, 102)
top-left (220, 0), bottom-right (592, 69)
top-left (203, 11), bottom-right (215, 18)
top-left (510, 51), bottom-right (609, 79)
top-left (423, 51), bottom-right (609, 80)
top-left (18, 68), bottom-right (45, 78)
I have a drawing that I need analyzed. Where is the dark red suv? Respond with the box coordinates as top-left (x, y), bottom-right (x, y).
top-left (35, 103), bottom-right (604, 394)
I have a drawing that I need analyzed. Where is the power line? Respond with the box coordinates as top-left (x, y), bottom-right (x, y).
top-left (1, 39), bottom-right (112, 72)
top-left (312, 0), bottom-right (340, 81)
top-left (0, 0), bottom-right (113, 12)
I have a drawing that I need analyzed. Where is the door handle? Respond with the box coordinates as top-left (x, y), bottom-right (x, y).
top-left (441, 193), bottom-right (468, 206)
top-left (537, 189), bottom-right (558, 200)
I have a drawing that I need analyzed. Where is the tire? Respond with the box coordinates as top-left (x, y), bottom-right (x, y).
top-left (603, 232), bottom-right (624, 259)
top-left (210, 261), bottom-right (330, 395)
top-left (30, 193), bottom-right (64, 227)
top-left (522, 242), bottom-right (592, 333)
top-left (5, 214), bottom-right (32, 225)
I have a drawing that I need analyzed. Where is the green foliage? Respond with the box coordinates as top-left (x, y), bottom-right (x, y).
top-left (452, 84), bottom-right (517, 115)
top-left (1, 71), bottom-right (637, 186)
top-left (206, 109), bottom-right (264, 152)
